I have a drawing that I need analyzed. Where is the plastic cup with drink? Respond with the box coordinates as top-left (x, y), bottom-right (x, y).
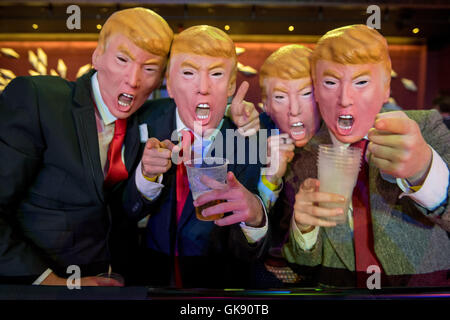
top-left (317, 144), bottom-right (362, 224)
top-left (185, 157), bottom-right (229, 221)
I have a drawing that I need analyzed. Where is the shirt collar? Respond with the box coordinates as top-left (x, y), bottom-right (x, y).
top-left (91, 72), bottom-right (117, 126)
top-left (175, 108), bottom-right (224, 143)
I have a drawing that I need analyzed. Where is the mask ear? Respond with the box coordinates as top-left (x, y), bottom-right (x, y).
top-left (92, 47), bottom-right (100, 70)
top-left (227, 80), bottom-right (236, 98)
top-left (313, 77), bottom-right (320, 104)
top-left (166, 74), bottom-right (174, 98)
top-left (260, 95), bottom-right (267, 112)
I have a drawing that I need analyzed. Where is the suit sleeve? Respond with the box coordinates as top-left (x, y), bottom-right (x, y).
top-left (0, 77), bottom-right (50, 281)
top-left (412, 110), bottom-right (450, 229)
top-left (225, 132), bottom-right (270, 261)
top-left (408, 110), bottom-right (450, 218)
top-left (279, 177), bottom-right (324, 267)
top-left (122, 168), bottom-right (161, 221)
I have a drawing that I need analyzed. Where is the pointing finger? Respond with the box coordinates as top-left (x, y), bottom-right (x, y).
top-left (231, 81), bottom-right (250, 115)
top-left (374, 116), bottom-right (413, 135)
top-left (234, 81), bottom-right (249, 104)
top-left (375, 111), bottom-right (408, 120)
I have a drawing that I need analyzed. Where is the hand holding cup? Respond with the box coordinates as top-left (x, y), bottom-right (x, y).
top-left (293, 178), bottom-right (346, 231)
top-left (194, 171), bottom-right (264, 227)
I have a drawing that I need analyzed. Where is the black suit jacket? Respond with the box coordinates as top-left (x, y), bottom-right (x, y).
top-left (124, 98), bottom-right (269, 288)
top-left (0, 71), bottom-right (142, 283)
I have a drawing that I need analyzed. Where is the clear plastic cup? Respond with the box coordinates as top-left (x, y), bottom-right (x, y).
top-left (185, 157), bottom-right (229, 221)
top-left (317, 144), bottom-right (362, 224)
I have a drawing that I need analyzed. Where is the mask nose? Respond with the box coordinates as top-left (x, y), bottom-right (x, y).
top-left (127, 64), bottom-right (140, 88)
top-left (289, 95), bottom-right (301, 117)
top-left (339, 82), bottom-right (353, 108)
top-left (198, 72), bottom-right (210, 95)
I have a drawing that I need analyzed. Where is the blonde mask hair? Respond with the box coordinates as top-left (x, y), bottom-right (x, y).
top-left (167, 25), bottom-right (237, 88)
top-left (259, 44), bottom-right (312, 101)
top-left (311, 24), bottom-right (391, 88)
top-left (96, 7), bottom-right (173, 64)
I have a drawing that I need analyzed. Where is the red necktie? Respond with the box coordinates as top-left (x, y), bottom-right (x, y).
top-left (351, 139), bottom-right (383, 288)
top-left (104, 119), bottom-right (128, 187)
top-left (176, 130), bottom-right (194, 222)
top-left (174, 130), bottom-right (194, 288)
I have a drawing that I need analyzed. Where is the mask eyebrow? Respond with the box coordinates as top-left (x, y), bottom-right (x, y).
top-left (143, 58), bottom-right (161, 66)
top-left (208, 62), bottom-right (226, 71)
top-left (352, 70), bottom-right (371, 80)
top-left (117, 44), bottom-right (135, 61)
top-left (273, 86), bottom-right (288, 94)
top-left (323, 69), bottom-right (341, 79)
top-left (298, 81), bottom-right (312, 92)
top-left (180, 60), bottom-right (200, 70)
top-left (117, 45), bottom-right (161, 67)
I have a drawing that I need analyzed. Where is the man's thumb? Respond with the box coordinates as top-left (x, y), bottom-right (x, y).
top-left (145, 137), bottom-right (160, 150)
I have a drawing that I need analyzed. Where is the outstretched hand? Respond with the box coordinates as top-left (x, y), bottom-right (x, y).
top-left (368, 111), bottom-right (432, 184)
top-left (141, 138), bottom-right (176, 179)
